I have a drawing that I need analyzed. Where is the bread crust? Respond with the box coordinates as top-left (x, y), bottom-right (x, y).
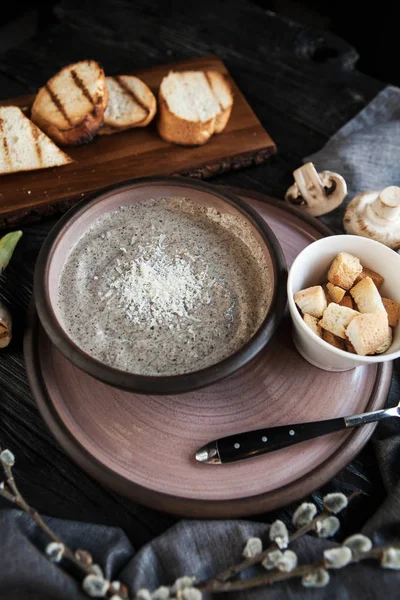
top-left (327, 252), bottom-right (362, 290)
top-left (319, 303), bottom-right (359, 339)
top-left (99, 75), bottom-right (157, 134)
top-left (157, 70), bottom-right (233, 146)
top-left (382, 297), bottom-right (400, 327)
top-left (31, 60), bottom-right (107, 146)
top-left (0, 106), bottom-right (72, 175)
top-left (157, 94), bottom-right (216, 146)
top-left (326, 282), bottom-right (345, 303)
top-left (322, 329), bottom-right (345, 350)
top-left (345, 310), bottom-right (389, 355)
top-left (339, 295), bottom-right (354, 309)
top-left (303, 314), bottom-right (322, 337)
top-left (214, 105), bottom-right (233, 134)
top-left (207, 72), bottom-right (233, 133)
top-left (350, 276), bottom-right (384, 314)
top-left (354, 267), bottom-right (384, 290)
top-left (293, 285), bottom-right (327, 318)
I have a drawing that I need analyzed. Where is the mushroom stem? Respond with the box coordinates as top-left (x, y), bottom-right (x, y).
top-left (344, 187), bottom-right (400, 249)
top-left (293, 163), bottom-right (326, 210)
top-left (285, 163), bottom-right (347, 217)
top-left (371, 186), bottom-right (400, 222)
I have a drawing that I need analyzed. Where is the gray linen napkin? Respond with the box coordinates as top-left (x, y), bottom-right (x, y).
top-left (1, 87), bottom-right (400, 600)
top-left (307, 85), bottom-right (400, 232)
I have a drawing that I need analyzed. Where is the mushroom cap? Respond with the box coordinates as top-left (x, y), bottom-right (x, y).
top-left (344, 188), bottom-right (400, 249)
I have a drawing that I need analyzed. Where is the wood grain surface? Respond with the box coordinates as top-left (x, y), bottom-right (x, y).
top-left (24, 191), bottom-right (392, 517)
top-left (0, 55), bottom-right (275, 227)
top-left (0, 0), bottom-right (394, 546)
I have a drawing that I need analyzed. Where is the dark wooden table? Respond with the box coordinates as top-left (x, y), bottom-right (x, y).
top-left (0, 0), bottom-right (395, 548)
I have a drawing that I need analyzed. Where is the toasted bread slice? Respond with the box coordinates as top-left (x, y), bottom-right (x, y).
top-left (303, 314), bottom-right (322, 337)
top-left (157, 70), bottom-right (233, 146)
top-left (326, 282), bottom-right (345, 303)
top-left (382, 297), bottom-right (400, 327)
top-left (99, 75), bottom-right (156, 135)
top-left (205, 70), bottom-right (233, 133)
top-left (294, 285), bottom-right (327, 318)
top-left (327, 252), bottom-right (362, 290)
top-left (319, 303), bottom-right (360, 339)
top-left (350, 277), bottom-right (384, 313)
top-left (0, 106), bottom-right (72, 175)
top-left (31, 60), bottom-right (107, 146)
top-left (346, 310), bottom-right (390, 355)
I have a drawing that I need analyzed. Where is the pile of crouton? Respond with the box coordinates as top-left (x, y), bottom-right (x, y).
top-left (294, 252), bottom-right (400, 356)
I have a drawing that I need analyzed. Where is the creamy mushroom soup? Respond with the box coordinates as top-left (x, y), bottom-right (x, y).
top-left (57, 197), bottom-right (272, 375)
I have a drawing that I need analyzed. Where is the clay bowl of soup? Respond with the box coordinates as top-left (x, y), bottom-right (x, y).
top-left (34, 176), bottom-right (287, 395)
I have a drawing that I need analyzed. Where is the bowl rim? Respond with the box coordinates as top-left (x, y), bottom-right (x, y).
top-left (287, 234), bottom-right (400, 363)
top-left (34, 175), bottom-right (287, 394)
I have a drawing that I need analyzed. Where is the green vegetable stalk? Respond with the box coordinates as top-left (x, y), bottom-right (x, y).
top-left (0, 231), bottom-right (23, 348)
top-left (0, 231), bottom-right (23, 275)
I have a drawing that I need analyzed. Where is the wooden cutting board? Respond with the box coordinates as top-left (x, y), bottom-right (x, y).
top-left (0, 55), bottom-right (275, 227)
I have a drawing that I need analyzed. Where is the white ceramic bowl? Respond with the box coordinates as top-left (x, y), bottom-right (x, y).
top-left (287, 235), bottom-right (400, 371)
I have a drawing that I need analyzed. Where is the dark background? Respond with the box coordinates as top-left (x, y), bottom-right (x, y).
top-left (0, 1), bottom-right (398, 86)
top-left (0, 0), bottom-right (397, 554)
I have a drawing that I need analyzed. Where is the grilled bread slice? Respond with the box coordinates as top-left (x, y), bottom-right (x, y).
top-left (0, 106), bottom-right (72, 175)
top-left (99, 75), bottom-right (156, 135)
top-left (31, 60), bottom-right (108, 146)
top-left (157, 70), bottom-right (233, 146)
top-left (205, 70), bottom-right (234, 133)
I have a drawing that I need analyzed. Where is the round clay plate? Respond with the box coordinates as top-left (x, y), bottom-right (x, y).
top-left (24, 188), bottom-right (392, 518)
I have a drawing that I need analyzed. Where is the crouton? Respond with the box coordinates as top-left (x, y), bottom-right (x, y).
top-left (319, 303), bottom-right (360, 339)
top-left (374, 326), bottom-right (393, 354)
top-left (345, 310), bottom-right (390, 355)
top-left (303, 314), bottom-right (322, 337)
top-left (382, 297), bottom-right (400, 327)
top-left (327, 252), bottom-right (363, 290)
top-left (322, 329), bottom-right (345, 350)
top-left (345, 340), bottom-right (357, 354)
top-left (322, 285), bottom-right (333, 305)
top-left (326, 282), bottom-right (346, 303)
top-left (354, 267), bottom-right (384, 290)
top-left (350, 277), bottom-right (385, 313)
top-left (339, 295), bottom-right (354, 309)
top-left (294, 286), bottom-right (327, 318)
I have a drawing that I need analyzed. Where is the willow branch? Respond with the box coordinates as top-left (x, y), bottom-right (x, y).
top-left (198, 563), bottom-right (322, 592)
top-left (1, 461), bottom-right (92, 576)
top-left (0, 484), bottom-right (16, 504)
top-left (2, 461), bottom-right (21, 499)
top-left (205, 490), bottom-right (361, 584)
top-left (198, 545), bottom-right (399, 594)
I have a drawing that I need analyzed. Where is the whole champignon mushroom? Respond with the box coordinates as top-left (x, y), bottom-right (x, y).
top-left (344, 185), bottom-right (400, 249)
top-left (285, 162), bottom-right (347, 217)
top-left (0, 231), bottom-right (22, 349)
top-left (0, 303), bottom-right (12, 348)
